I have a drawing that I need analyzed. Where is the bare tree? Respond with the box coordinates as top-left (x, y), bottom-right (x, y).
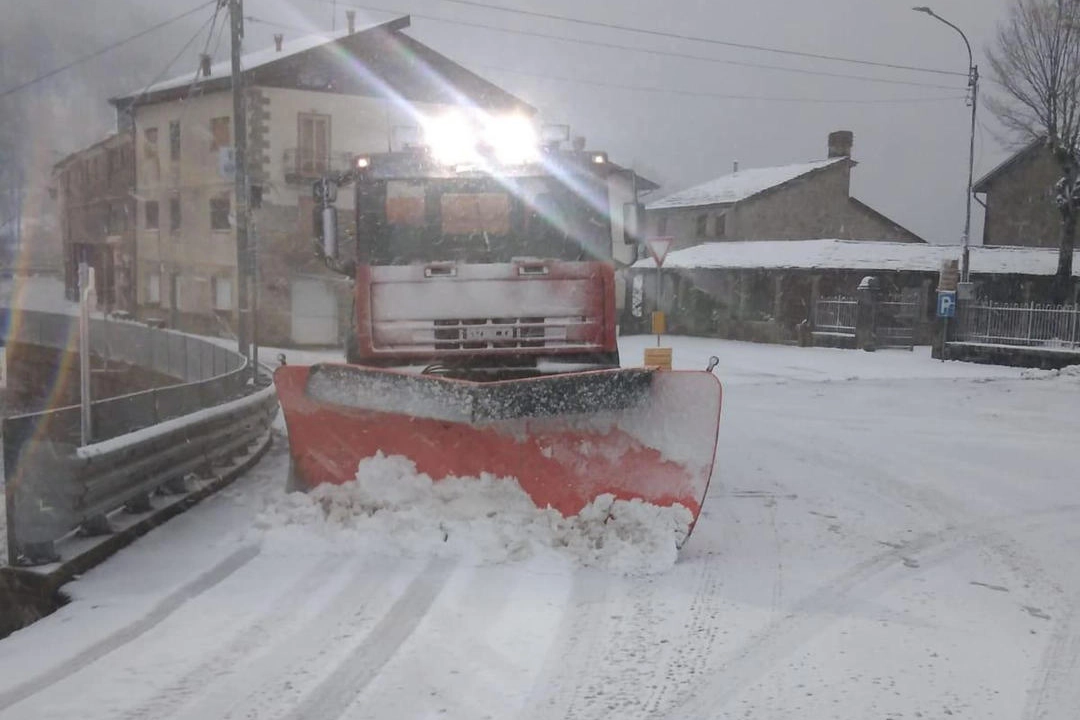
top-left (987, 0), bottom-right (1080, 301)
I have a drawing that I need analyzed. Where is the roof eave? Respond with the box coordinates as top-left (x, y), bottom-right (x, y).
top-left (973, 137), bottom-right (1044, 192)
top-left (110, 16), bottom-right (413, 110)
top-left (646, 157), bottom-right (849, 212)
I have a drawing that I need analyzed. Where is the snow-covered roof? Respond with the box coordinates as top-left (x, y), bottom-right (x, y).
top-left (646, 158), bottom-right (846, 210)
top-left (138, 27), bottom-right (359, 95)
top-left (632, 239), bottom-right (1079, 277)
top-left (113, 17), bottom-right (407, 103)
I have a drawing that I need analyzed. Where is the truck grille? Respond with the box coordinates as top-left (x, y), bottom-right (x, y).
top-left (373, 317), bottom-right (598, 352)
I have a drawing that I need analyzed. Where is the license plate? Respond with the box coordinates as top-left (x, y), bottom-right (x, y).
top-left (463, 326), bottom-right (516, 341)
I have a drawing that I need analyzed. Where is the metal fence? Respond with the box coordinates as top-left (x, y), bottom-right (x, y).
top-left (813, 297), bottom-right (857, 336)
top-left (6, 311), bottom-right (248, 444)
top-left (954, 301), bottom-right (1080, 349)
top-left (4, 309), bottom-right (277, 566)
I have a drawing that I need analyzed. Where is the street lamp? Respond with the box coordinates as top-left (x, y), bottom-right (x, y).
top-left (914, 6), bottom-right (979, 285)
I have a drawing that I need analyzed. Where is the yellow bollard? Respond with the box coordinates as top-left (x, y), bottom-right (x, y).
top-left (644, 346), bottom-right (673, 370)
top-left (651, 311), bottom-right (666, 336)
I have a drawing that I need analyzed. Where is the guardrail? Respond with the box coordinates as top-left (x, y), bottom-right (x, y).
top-left (3, 309), bottom-right (277, 566)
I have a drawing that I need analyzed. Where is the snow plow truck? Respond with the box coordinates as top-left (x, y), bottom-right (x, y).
top-left (273, 113), bottom-right (723, 539)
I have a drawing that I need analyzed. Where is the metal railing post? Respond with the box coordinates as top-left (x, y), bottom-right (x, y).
top-left (1072, 304), bottom-right (1079, 349)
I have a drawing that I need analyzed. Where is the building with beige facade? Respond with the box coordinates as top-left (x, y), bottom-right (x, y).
top-left (109, 15), bottom-right (529, 344)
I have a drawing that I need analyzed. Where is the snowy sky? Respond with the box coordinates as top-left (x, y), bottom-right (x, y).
top-left (2, 0), bottom-right (1018, 244)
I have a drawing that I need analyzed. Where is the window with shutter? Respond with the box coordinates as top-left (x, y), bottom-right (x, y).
top-left (212, 276), bottom-right (233, 310)
top-left (298, 113), bottom-right (331, 175)
top-left (210, 116), bottom-right (231, 152)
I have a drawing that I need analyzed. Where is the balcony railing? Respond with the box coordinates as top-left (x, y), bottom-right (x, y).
top-left (283, 149), bottom-right (356, 183)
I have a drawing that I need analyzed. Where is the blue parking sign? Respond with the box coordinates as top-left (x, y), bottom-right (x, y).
top-left (937, 291), bottom-right (957, 318)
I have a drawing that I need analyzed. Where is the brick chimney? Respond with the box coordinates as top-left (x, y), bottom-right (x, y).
top-left (274, 34), bottom-right (284, 52)
top-left (199, 54), bottom-right (212, 77)
top-left (828, 130), bottom-right (854, 158)
top-left (346, 10), bottom-right (356, 34)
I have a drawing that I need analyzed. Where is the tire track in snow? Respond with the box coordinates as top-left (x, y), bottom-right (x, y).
top-left (0, 545), bottom-right (259, 714)
top-left (1022, 598), bottom-right (1080, 720)
top-left (663, 506), bottom-right (1080, 720)
top-left (518, 571), bottom-right (614, 720)
top-left (641, 554), bottom-right (724, 718)
top-left (114, 555), bottom-right (346, 720)
top-left (520, 557), bottom-right (725, 720)
top-left (279, 558), bottom-right (455, 720)
top-left (164, 556), bottom-right (430, 720)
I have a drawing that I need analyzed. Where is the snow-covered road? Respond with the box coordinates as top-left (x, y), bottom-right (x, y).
top-left (3, 338), bottom-right (1080, 720)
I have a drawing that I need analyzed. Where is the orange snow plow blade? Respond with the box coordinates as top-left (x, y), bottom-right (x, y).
top-left (274, 364), bottom-right (722, 532)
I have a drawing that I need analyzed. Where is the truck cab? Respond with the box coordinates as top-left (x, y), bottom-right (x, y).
top-left (315, 117), bottom-right (646, 379)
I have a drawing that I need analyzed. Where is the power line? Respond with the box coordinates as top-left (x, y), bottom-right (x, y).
top-left (116, 5), bottom-right (223, 113)
top-left (480, 65), bottom-right (969, 105)
top-left (0, 1), bottom-right (219, 100)
top-left (308, 0), bottom-right (968, 78)
top-left (245, 14), bottom-right (966, 106)
top-left (246, 12), bottom-right (963, 93)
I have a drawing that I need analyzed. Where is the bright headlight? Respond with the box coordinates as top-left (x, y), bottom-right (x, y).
top-left (423, 112), bottom-right (478, 166)
top-left (422, 112), bottom-right (540, 167)
top-left (485, 115), bottom-right (540, 165)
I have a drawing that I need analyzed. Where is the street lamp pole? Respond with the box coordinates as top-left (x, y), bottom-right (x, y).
top-left (914, 6), bottom-right (978, 284)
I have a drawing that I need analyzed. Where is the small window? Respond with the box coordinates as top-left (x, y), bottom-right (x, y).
top-left (210, 116), bottom-right (231, 152)
top-left (657, 214), bottom-right (668, 236)
top-left (144, 127), bottom-right (158, 158)
top-left (169, 196), bottom-right (181, 231)
top-left (210, 194), bottom-right (231, 230)
top-left (713, 214), bottom-right (726, 238)
top-left (147, 272), bottom-right (161, 304)
top-left (212, 276), bottom-right (233, 310)
top-left (145, 200), bottom-right (159, 230)
top-left (172, 275), bottom-right (182, 311)
top-left (169, 121), bottom-right (181, 161)
top-left (695, 214), bottom-right (708, 238)
top-left (108, 202), bottom-right (127, 234)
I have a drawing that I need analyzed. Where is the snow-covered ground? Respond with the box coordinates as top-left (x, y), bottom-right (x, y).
top-left (1, 277), bottom-right (1075, 718)
top-left (4, 334), bottom-right (1077, 719)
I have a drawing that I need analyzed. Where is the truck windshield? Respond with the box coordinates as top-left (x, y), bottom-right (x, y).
top-left (368, 175), bottom-right (611, 264)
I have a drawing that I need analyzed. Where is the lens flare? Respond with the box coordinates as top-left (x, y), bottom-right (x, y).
top-left (485, 115), bottom-right (540, 165)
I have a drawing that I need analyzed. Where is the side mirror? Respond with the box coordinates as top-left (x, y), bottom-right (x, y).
top-left (623, 202), bottom-right (645, 245)
top-left (314, 205), bottom-right (339, 259)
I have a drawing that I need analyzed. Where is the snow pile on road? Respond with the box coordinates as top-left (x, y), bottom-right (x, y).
top-left (253, 453), bottom-right (691, 574)
top-left (1020, 364), bottom-right (1080, 380)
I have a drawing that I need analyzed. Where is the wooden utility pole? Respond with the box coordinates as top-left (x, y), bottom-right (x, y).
top-left (229, 0), bottom-right (251, 359)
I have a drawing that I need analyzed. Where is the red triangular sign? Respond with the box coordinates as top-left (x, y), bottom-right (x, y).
top-left (647, 237), bottom-right (674, 267)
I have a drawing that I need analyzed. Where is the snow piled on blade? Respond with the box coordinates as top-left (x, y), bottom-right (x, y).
top-left (254, 453), bottom-right (691, 574)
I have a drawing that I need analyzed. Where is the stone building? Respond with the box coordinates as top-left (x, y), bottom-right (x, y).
top-left (645, 131), bottom-right (925, 250)
top-left (52, 133), bottom-right (136, 311)
top-left (974, 139), bottom-right (1063, 248)
top-left (108, 15), bottom-right (529, 344)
